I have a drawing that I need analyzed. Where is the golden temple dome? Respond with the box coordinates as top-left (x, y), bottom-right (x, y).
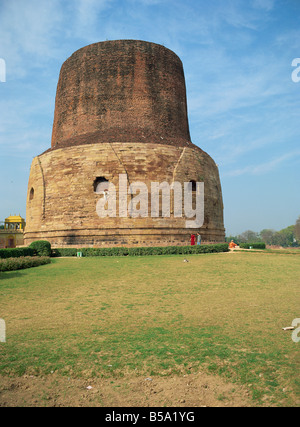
top-left (5, 214), bottom-right (24, 222)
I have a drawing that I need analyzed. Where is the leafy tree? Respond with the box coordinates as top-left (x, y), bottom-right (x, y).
top-left (275, 225), bottom-right (295, 247)
top-left (260, 225), bottom-right (295, 247)
top-left (227, 220), bottom-right (299, 247)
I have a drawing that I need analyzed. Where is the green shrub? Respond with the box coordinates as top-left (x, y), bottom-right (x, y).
top-left (0, 247), bottom-right (35, 259)
top-left (0, 256), bottom-right (51, 272)
top-left (81, 247), bottom-right (130, 257)
top-left (239, 242), bottom-right (266, 249)
top-left (51, 248), bottom-right (78, 257)
top-left (53, 243), bottom-right (229, 257)
top-left (29, 240), bottom-right (52, 256)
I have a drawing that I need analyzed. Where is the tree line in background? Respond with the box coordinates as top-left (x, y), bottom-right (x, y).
top-left (226, 216), bottom-right (300, 247)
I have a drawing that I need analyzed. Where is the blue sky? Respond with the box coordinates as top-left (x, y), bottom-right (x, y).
top-left (0, 0), bottom-right (299, 236)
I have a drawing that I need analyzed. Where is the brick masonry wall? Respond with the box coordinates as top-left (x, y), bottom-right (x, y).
top-left (25, 41), bottom-right (225, 247)
top-left (50, 40), bottom-right (191, 150)
top-left (24, 142), bottom-right (224, 247)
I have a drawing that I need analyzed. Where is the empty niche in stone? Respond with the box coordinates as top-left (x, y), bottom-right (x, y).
top-left (29, 187), bottom-right (34, 200)
top-left (94, 177), bottom-right (110, 199)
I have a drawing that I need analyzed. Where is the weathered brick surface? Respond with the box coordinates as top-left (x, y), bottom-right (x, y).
top-left (25, 41), bottom-right (225, 247)
top-left (50, 40), bottom-right (191, 150)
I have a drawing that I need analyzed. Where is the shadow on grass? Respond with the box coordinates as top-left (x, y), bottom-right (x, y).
top-left (0, 270), bottom-right (29, 280)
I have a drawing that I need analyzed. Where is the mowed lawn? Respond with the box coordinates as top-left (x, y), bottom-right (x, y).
top-left (0, 251), bottom-right (299, 406)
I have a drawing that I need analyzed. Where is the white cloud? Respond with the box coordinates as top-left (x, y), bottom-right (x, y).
top-left (73, 0), bottom-right (113, 35)
top-left (0, 0), bottom-right (64, 78)
top-left (224, 150), bottom-right (300, 177)
top-left (252, 0), bottom-right (274, 12)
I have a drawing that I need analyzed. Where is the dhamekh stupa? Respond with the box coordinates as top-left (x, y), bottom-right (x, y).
top-left (24, 40), bottom-right (225, 247)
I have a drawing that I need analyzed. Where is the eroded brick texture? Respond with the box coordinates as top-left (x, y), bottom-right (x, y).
top-left (51, 40), bottom-right (191, 150)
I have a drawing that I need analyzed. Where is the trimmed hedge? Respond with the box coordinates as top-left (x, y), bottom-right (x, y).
top-left (239, 242), bottom-right (266, 249)
top-left (29, 240), bottom-right (52, 257)
top-left (0, 247), bottom-right (35, 259)
top-left (0, 256), bottom-right (51, 272)
top-left (52, 243), bottom-right (229, 257)
top-left (51, 248), bottom-right (78, 257)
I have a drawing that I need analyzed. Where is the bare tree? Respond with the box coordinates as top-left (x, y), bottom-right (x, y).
top-left (260, 229), bottom-right (275, 245)
top-left (237, 230), bottom-right (259, 243)
top-left (295, 216), bottom-right (300, 243)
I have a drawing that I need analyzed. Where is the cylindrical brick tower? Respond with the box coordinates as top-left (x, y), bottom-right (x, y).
top-left (25, 40), bottom-right (225, 247)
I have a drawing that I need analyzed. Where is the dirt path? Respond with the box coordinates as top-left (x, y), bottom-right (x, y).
top-left (0, 371), bottom-right (256, 407)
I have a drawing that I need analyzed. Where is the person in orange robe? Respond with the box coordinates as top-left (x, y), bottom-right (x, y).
top-left (191, 234), bottom-right (196, 246)
top-left (229, 240), bottom-right (237, 249)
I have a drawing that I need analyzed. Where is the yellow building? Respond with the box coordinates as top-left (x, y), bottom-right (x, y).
top-left (0, 215), bottom-right (25, 248)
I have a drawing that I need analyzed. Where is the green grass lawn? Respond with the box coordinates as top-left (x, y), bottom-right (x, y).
top-left (0, 251), bottom-right (299, 406)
